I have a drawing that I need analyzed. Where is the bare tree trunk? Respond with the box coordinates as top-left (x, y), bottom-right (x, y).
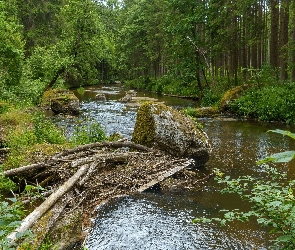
top-left (279, 0), bottom-right (290, 82)
top-left (291, 1), bottom-right (295, 82)
top-left (270, 0), bottom-right (280, 73)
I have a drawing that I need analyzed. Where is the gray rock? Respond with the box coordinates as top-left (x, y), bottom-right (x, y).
top-left (118, 90), bottom-right (137, 102)
top-left (132, 102), bottom-right (211, 167)
top-left (95, 93), bottom-right (106, 101)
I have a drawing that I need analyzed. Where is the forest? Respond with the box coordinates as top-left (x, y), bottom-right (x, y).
top-left (0, 0), bottom-right (295, 123)
top-left (1, 0), bottom-right (295, 249)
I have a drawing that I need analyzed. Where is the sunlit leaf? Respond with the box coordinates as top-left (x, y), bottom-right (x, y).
top-left (268, 129), bottom-right (295, 140)
top-left (257, 151), bottom-right (295, 164)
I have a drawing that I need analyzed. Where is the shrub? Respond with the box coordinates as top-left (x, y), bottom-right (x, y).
top-left (230, 85), bottom-right (295, 123)
top-left (0, 195), bottom-right (32, 248)
top-left (193, 130), bottom-right (295, 249)
top-left (201, 89), bottom-right (221, 107)
top-left (71, 121), bottom-right (106, 146)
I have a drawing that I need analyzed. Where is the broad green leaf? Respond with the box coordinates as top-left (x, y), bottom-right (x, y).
top-left (277, 235), bottom-right (293, 242)
top-left (268, 129), bottom-right (295, 140)
top-left (257, 151), bottom-right (295, 164)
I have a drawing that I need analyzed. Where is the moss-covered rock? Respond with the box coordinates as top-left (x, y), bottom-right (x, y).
top-left (194, 107), bottom-right (219, 118)
top-left (219, 84), bottom-right (249, 112)
top-left (132, 102), bottom-right (211, 166)
top-left (41, 88), bottom-right (79, 115)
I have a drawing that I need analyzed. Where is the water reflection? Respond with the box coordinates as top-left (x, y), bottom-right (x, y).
top-left (50, 85), bottom-right (295, 249)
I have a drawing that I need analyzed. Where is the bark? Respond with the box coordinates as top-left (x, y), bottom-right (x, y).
top-left (291, 2), bottom-right (295, 82)
top-left (45, 66), bottom-right (66, 92)
top-left (270, 0), bottom-right (280, 71)
top-left (279, 0), bottom-right (290, 81)
top-left (7, 164), bottom-right (89, 244)
top-left (4, 141), bottom-right (152, 178)
top-left (136, 159), bottom-right (194, 192)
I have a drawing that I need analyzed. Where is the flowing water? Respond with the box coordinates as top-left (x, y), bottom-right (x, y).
top-left (51, 85), bottom-right (295, 249)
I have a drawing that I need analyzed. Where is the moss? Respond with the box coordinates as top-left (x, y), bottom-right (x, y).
top-left (219, 84), bottom-right (249, 111)
top-left (3, 143), bottom-right (66, 170)
top-left (194, 107), bottom-right (219, 118)
top-left (132, 102), bottom-right (208, 147)
top-left (0, 110), bottom-right (33, 145)
top-left (41, 88), bottom-right (77, 108)
top-left (131, 102), bottom-right (156, 147)
top-left (49, 209), bottom-right (83, 249)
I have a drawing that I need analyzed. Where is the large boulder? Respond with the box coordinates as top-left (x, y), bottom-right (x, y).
top-left (132, 102), bottom-right (211, 166)
top-left (42, 89), bottom-right (79, 115)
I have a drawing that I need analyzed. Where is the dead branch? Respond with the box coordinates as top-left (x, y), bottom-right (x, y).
top-left (52, 141), bottom-right (152, 160)
top-left (136, 159), bottom-right (194, 193)
top-left (0, 147), bottom-right (10, 153)
top-left (4, 142), bottom-right (152, 178)
top-left (7, 163), bottom-right (90, 244)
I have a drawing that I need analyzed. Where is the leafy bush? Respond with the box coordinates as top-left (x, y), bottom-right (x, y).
top-left (193, 130), bottom-right (295, 249)
top-left (71, 121), bottom-right (106, 146)
top-left (230, 85), bottom-right (295, 123)
top-left (201, 89), bottom-right (221, 107)
top-left (0, 168), bottom-right (16, 192)
top-left (3, 112), bottom-right (66, 169)
top-left (0, 196), bottom-right (32, 249)
top-left (181, 107), bottom-right (199, 118)
top-left (32, 113), bottom-right (66, 145)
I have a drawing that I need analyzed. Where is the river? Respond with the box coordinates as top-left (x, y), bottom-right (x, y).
top-left (52, 84), bottom-right (295, 249)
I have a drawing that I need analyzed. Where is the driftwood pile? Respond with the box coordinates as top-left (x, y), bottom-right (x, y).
top-left (4, 141), bottom-right (212, 249)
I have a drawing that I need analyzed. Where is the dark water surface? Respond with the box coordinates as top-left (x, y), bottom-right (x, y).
top-left (52, 85), bottom-right (295, 249)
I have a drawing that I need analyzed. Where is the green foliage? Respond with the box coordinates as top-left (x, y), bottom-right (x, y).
top-left (0, 0), bottom-right (24, 87)
top-left (3, 111), bottom-right (66, 169)
top-left (71, 121), bottom-right (106, 146)
top-left (181, 107), bottom-right (200, 118)
top-left (76, 87), bottom-right (85, 95)
top-left (38, 236), bottom-right (57, 250)
top-left (201, 89), bottom-right (221, 107)
top-left (32, 113), bottom-right (66, 145)
top-left (0, 195), bottom-right (32, 249)
top-left (194, 130), bottom-right (295, 249)
top-left (230, 85), bottom-right (295, 123)
top-left (125, 75), bottom-right (200, 97)
top-left (0, 168), bottom-right (16, 192)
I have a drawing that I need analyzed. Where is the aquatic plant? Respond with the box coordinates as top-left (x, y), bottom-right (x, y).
top-left (193, 129), bottom-right (295, 249)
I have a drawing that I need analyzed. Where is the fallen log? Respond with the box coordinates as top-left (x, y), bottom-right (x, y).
top-left (0, 147), bottom-right (10, 153)
top-left (4, 142), bottom-right (151, 178)
top-left (4, 162), bottom-right (51, 178)
top-left (7, 163), bottom-right (90, 244)
top-left (136, 159), bottom-right (195, 193)
top-left (52, 141), bottom-right (152, 160)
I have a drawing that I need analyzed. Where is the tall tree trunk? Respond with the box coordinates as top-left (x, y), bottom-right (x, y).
top-left (270, 0), bottom-right (280, 74)
top-left (251, 4), bottom-right (258, 69)
top-left (291, 1), bottom-right (295, 82)
top-left (279, 0), bottom-right (290, 82)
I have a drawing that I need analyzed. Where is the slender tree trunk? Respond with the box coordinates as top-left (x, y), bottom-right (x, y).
top-left (251, 4), bottom-right (258, 69)
top-left (270, 0), bottom-right (280, 73)
top-left (45, 66), bottom-right (66, 91)
top-left (291, 2), bottom-right (295, 82)
top-left (279, 0), bottom-right (290, 82)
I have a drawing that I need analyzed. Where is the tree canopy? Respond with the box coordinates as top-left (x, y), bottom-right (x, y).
top-left (0, 0), bottom-right (295, 101)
